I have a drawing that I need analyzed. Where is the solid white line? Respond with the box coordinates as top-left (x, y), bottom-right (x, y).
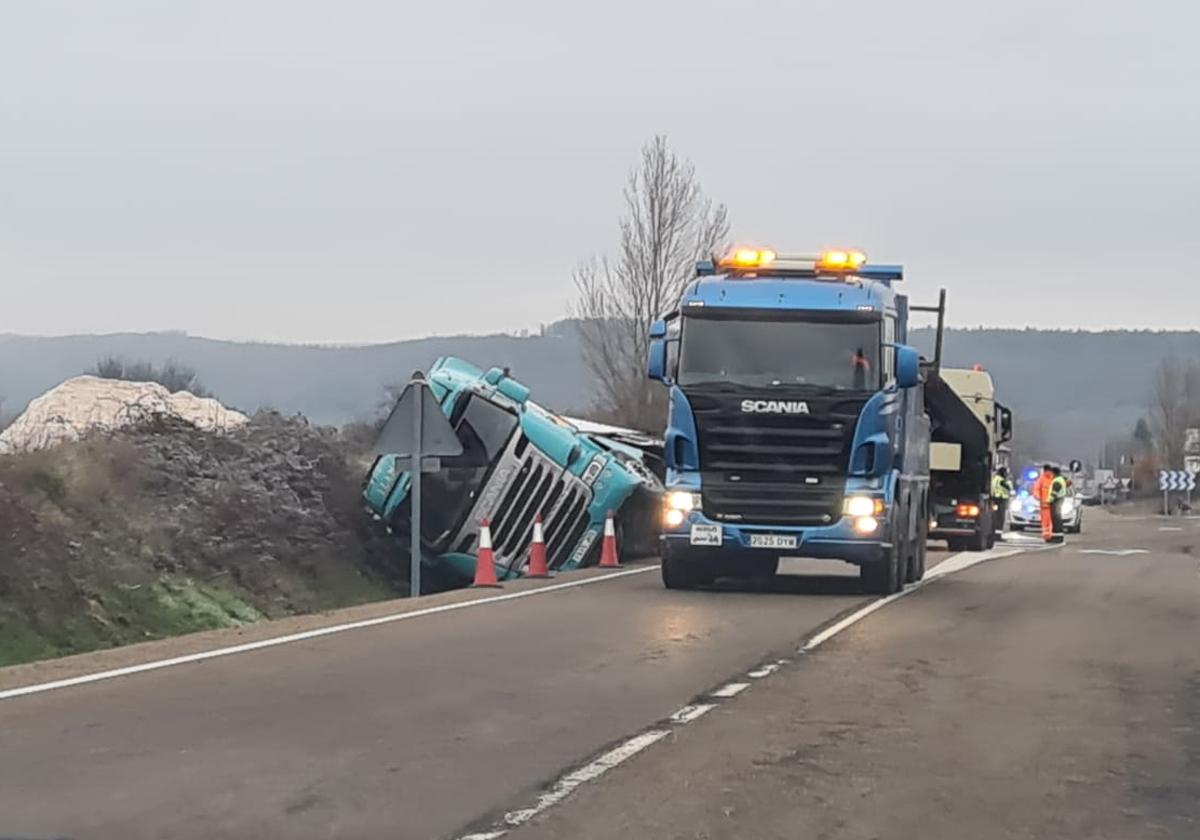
top-left (711, 682), bottom-right (750, 698)
top-left (499, 729), bottom-right (670, 829)
top-left (0, 566), bottom-right (658, 702)
top-left (802, 588), bottom-right (908, 651)
top-left (669, 703), bottom-right (717, 724)
top-left (803, 544), bottom-right (1042, 652)
top-left (1160, 526), bottom-right (1183, 532)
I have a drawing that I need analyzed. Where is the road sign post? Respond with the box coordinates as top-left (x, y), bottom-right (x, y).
top-left (1158, 470), bottom-right (1198, 516)
top-left (374, 371), bottom-right (463, 597)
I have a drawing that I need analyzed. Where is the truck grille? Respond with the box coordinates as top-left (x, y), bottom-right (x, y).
top-left (465, 439), bottom-right (593, 573)
top-left (690, 393), bottom-right (866, 526)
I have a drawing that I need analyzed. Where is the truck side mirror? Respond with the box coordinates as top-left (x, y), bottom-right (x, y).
top-left (895, 344), bottom-right (920, 388)
top-left (998, 405), bottom-right (1014, 443)
top-left (647, 319), bottom-right (669, 383)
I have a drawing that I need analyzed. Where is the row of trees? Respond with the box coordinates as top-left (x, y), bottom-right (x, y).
top-left (1148, 357), bottom-right (1200, 468)
top-left (90, 356), bottom-right (212, 398)
top-left (1099, 357), bottom-right (1200, 488)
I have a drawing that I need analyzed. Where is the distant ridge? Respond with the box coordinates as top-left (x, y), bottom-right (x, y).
top-left (4, 322), bottom-right (1198, 459)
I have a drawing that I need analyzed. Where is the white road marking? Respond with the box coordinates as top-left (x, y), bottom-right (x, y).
top-left (1079, 549), bottom-right (1149, 556)
top-left (803, 544), bottom-right (1040, 652)
top-left (457, 541), bottom-right (1044, 840)
top-left (710, 682), bottom-right (750, 698)
top-left (747, 661), bottom-right (787, 679)
top-left (0, 566), bottom-right (658, 703)
top-left (459, 729), bottom-right (671, 839)
top-left (669, 703), bottom-right (718, 724)
top-left (1160, 526), bottom-right (1184, 532)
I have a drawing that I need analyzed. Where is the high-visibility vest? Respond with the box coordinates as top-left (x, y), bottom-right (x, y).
top-left (991, 474), bottom-right (1012, 499)
top-left (1049, 476), bottom-right (1067, 502)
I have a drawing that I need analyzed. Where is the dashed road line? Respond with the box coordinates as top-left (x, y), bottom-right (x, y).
top-left (454, 542), bottom-right (1043, 840)
top-left (670, 703), bottom-right (718, 724)
top-left (747, 660), bottom-right (788, 679)
top-left (710, 682), bottom-right (750, 698)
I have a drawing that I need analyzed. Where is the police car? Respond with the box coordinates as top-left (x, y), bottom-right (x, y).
top-left (1007, 466), bottom-right (1084, 534)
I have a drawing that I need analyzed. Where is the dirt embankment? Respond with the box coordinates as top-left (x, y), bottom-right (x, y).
top-left (0, 413), bottom-right (403, 667)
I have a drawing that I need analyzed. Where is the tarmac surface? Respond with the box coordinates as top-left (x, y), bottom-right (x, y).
top-left (3, 510), bottom-right (1195, 839)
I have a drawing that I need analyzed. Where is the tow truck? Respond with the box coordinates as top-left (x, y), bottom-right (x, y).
top-left (647, 247), bottom-right (944, 594)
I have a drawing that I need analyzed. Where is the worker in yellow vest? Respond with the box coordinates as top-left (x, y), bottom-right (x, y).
top-left (1048, 466), bottom-right (1068, 543)
top-left (991, 467), bottom-right (1013, 535)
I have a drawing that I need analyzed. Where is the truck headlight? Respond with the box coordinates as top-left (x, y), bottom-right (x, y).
top-left (854, 516), bottom-right (879, 535)
top-left (665, 491), bottom-right (701, 512)
top-left (844, 496), bottom-right (883, 517)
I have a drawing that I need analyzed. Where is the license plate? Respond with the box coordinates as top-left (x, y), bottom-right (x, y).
top-left (749, 534), bottom-right (798, 550)
top-left (689, 524), bottom-right (722, 546)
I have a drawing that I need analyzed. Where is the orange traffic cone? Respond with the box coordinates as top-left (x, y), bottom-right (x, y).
top-left (472, 519), bottom-right (502, 588)
top-left (599, 510), bottom-right (620, 568)
top-left (526, 514), bottom-right (551, 578)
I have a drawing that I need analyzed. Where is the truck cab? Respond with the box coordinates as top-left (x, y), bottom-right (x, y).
top-left (648, 248), bottom-right (938, 594)
top-left (364, 357), bottom-right (659, 589)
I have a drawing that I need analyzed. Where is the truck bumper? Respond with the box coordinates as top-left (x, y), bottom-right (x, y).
top-left (661, 511), bottom-right (892, 569)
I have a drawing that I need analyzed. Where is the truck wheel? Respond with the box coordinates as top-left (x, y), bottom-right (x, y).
top-left (967, 521), bottom-right (991, 551)
top-left (907, 511), bottom-right (927, 583)
top-left (661, 547), bottom-right (713, 590)
top-left (862, 541), bottom-right (901, 595)
top-left (747, 556), bottom-right (779, 582)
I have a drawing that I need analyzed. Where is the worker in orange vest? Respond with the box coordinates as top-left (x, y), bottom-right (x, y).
top-left (1031, 464), bottom-right (1055, 543)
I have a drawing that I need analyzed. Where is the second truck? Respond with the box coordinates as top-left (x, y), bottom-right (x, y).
top-left (647, 247), bottom-right (944, 594)
top-left (926, 366), bottom-right (1013, 550)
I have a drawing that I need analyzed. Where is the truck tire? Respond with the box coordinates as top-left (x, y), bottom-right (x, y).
top-left (661, 547), bottom-right (714, 590)
top-left (966, 506), bottom-right (992, 552)
top-left (862, 540), bottom-right (901, 595)
top-left (907, 507), bottom-right (927, 583)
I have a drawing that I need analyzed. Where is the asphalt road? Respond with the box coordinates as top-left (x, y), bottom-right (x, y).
top-left (509, 511), bottom-right (1200, 839)
top-left (0, 553), bottom-right (932, 840)
top-left (3, 511), bottom-right (1193, 840)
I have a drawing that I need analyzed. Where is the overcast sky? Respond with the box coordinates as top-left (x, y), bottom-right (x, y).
top-left (2, 0), bottom-right (1197, 343)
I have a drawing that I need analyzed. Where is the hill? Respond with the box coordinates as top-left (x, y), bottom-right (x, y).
top-left (4, 324), bottom-right (1198, 462)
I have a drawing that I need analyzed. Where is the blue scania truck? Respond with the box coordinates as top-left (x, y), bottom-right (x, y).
top-left (647, 248), bottom-right (944, 594)
top-left (364, 357), bottom-right (660, 590)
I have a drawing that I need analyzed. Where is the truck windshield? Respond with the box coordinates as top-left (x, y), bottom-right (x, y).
top-left (678, 316), bottom-right (881, 391)
top-left (421, 394), bottom-right (518, 542)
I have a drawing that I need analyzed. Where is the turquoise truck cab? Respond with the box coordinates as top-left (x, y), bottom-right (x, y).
top-left (364, 357), bottom-right (657, 588)
top-left (647, 248), bottom-right (943, 595)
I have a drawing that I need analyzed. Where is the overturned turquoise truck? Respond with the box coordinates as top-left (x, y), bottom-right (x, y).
top-left (364, 357), bottom-right (662, 591)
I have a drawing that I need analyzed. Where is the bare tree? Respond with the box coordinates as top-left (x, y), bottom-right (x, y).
top-left (572, 136), bottom-right (729, 430)
top-left (1149, 357), bottom-right (1196, 468)
top-left (88, 356), bottom-right (212, 398)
